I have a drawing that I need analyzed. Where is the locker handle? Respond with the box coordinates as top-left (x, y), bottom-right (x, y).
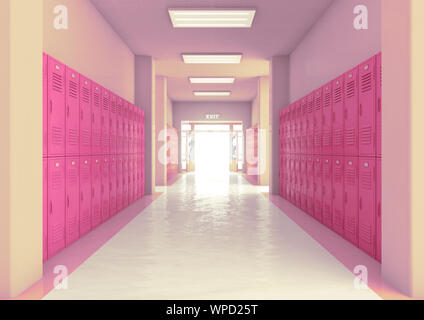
top-left (332, 111), bottom-right (335, 123)
top-left (359, 104), bottom-right (363, 116)
top-left (81, 110), bottom-right (84, 120)
top-left (92, 187), bottom-right (94, 198)
top-left (50, 101), bottom-right (53, 113)
top-left (92, 113), bottom-right (94, 123)
top-left (332, 189), bottom-right (335, 199)
top-left (67, 105), bottom-right (70, 117)
top-left (359, 197), bottom-right (362, 210)
top-left (378, 98), bottom-right (381, 112)
top-left (344, 109), bottom-right (347, 120)
top-left (378, 203), bottom-right (381, 217)
top-left (67, 196), bottom-right (70, 208)
top-left (344, 192), bottom-right (348, 203)
top-left (81, 192), bottom-right (84, 201)
top-left (49, 201), bottom-right (52, 215)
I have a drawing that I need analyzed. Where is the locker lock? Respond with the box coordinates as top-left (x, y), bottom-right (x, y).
top-left (85, 160), bottom-right (88, 164)
top-left (336, 160), bottom-right (340, 164)
top-left (325, 160), bottom-right (329, 163)
top-left (85, 81), bottom-right (88, 85)
top-left (72, 161), bottom-right (75, 165)
top-left (96, 160), bottom-right (98, 163)
top-left (349, 74), bottom-right (352, 78)
top-left (56, 162), bottom-right (60, 167)
top-left (349, 161), bottom-right (353, 165)
top-left (364, 65), bottom-right (369, 70)
top-left (364, 162), bottom-right (369, 167)
top-left (336, 81), bottom-right (340, 85)
top-left (72, 74), bottom-right (75, 79)
top-left (56, 65), bottom-right (60, 70)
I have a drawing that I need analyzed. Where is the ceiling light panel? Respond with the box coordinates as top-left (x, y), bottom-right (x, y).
top-left (189, 77), bottom-right (235, 84)
top-left (193, 91), bottom-right (231, 97)
top-left (169, 9), bottom-right (256, 28)
top-left (182, 54), bottom-right (242, 64)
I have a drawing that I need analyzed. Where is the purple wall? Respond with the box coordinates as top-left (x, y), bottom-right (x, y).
top-left (289, 0), bottom-right (381, 102)
top-left (172, 101), bottom-right (252, 172)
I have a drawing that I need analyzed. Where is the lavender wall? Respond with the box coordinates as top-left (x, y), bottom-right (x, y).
top-left (289, 0), bottom-right (381, 102)
top-left (172, 101), bottom-right (252, 172)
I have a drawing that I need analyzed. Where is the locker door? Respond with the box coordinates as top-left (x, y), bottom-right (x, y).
top-left (101, 88), bottom-right (110, 155)
top-left (43, 159), bottom-right (47, 261)
top-left (332, 157), bottom-right (344, 236)
top-left (290, 154), bottom-right (295, 203)
top-left (134, 154), bottom-right (138, 199)
top-left (301, 98), bottom-right (308, 154)
top-left (101, 156), bottom-right (110, 222)
top-left (344, 157), bottom-right (359, 245)
top-left (110, 156), bottom-right (117, 216)
top-left (301, 155), bottom-right (308, 211)
top-left (332, 76), bottom-right (344, 155)
top-left (65, 68), bottom-right (80, 156)
top-left (359, 57), bottom-right (377, 156)
top-left (80, 76), bottom-right (92, 155)
top-left (344, 68), bottom-right (359, 156)
top-left (134, 107), bottom-right (139, 155)
top-left (358, 158), bottom-right (376, 257)
top-left (128, 154), bottom-right (134, 203)
top-left (43, 53), bottom-right (48, 157)
top-left (123, 101), bottom-right (129, 154)
top-left (47, 158), bottom-right (66, 258)
top-left (286, 105), bottom-right (291, 154)
top-left (306, 156), bottom-right (314, 216)
top-left (91, 84), bottom-right (102, 155)
top-left (47, 57), bottom-right (66, 156)
top-left (137, 154), bottom-right (142, 199)
top-left (295, 102), bottom-right (302, 154)
top-left (322, 83), bottom-right (332, 155)
top-left (65, 157), bottom-right (80, 246)
top-left (123, 155), bottom-right (129, 207)
top-left (314, 156), bottom-right (323, 222)
top-left (314, 88), bottom-right (323, 155)
top-left (307, 93), bottom-right (314, 155)
top-left (110, 93), bottom-right (117, 155)
top-left (295, 155), bottom-right (301, 207)
top-left (129, 105), bottom-right (134, 154)
top-left (140, 110), bottom-right (145, 196)
top-left (376, 158), bottom-right (382, 262)
top-left (322, 157), bottom-right (332, 228)
top-left (79, 157), bottom-right (92, 236)
top-left (116, 155), bottom-right (123, 211)
top-left (116, 97), bottom-right (123, 155)
top-left (279, 155), bottom-right (285, 198)
top-left (376, 53), bottom-right (382, 157)
top-left (285, 154), bottom-right (291, 200)
top-left (91, 156), bottom-right (102, 228)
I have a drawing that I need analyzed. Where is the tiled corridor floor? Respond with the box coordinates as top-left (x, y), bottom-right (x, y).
top-left (44, 173), bottom-right (381, 300)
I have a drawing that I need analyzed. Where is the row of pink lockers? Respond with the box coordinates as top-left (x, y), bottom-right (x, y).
top-left (43, 54), bottom-right (145, 158)
top-left (279, 53), bottom-right (381, 157)
top-left (43, 154), bottom-right (145, 261)
top-left (279, 155), bottom-right (381, 261)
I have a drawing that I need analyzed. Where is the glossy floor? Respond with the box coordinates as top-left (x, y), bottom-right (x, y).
top-left (44, 172), bottom-right (381, 300)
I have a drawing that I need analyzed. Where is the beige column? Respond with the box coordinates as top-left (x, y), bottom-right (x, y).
top-left (258, 76), bottom-right (270, 186)
top-left (0, 0), bottom-right (43, 298)
top-left (155, 76), bottom-right (168, 186)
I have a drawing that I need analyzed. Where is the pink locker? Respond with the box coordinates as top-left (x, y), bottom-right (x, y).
top-left (300, 97), bottom-right (308, 154)
top-left (322, 157), bottom-right (332, 228)
top-left (43, 53), bottom-right (48, 157)
top-left (307, 93), bottom-right (314, 155)
top-left (358, 158), bottom-right (376, 257)
top-left (123, 101), bottom-right (129, 154)
top-left (43, 159), bottom-right (47, 261)
top-left (101, 156), bottom-right (110, 222)
top-left (128, 154), bottom-right (134, 203)
top-left (279, 110), bottom-right (284, 157)
top-left (47, 56), bottom-right (66, 156)
top-left (65, 68), bottom-right (80, 156)
top-left (285, 105), bottom-right (292, 154)
top-left (101, 88), bottom-right (110, 155)
top-left (110, 156), bottom-right (117, 216)
top-left (344, 157), bottom-right (359, 245)
top-left (285, 154), bottom-right (291, 200)
top-left (290, 154), bottom-right (295, 203)
top-left (137, 154), bottom-right (143, 199)
top-left (91, 84), bottom-right (102, 155)
top-left (279, 155), bottom-right (285, 199)
top-left (110, 93), bottom-right (117, 155)
top-left (376, 53), bottom-right (382, 157)
top-left (306, 156), bottom-right (314, 216)
top-left (79, 157), bottom-right (91, 236)
top-left (322, 83), bottom-right (332, 155)
top-left (140, 110), bottom-right (145, 196)
top-left (359, 57), bottom-right (377, 156)
top-left (116, 155), bottom-right (123, 211)
top-left (300, 155), bottom-right (307, 211)
top-left (314, 156), bottom-right (323, 222)
top-left (134, 107), bottom-right (139, 155)
top-left (116, 97), bottom-right (123, 155)
top-left (123, 155), bottom-right (129, 207)
top-left (295, 155), bottom-right (301, 206)
top-left (344, 67), bottom-right (359, 156)
top-left (376, 158), bottom-right (382, 262)
top-left (295, 102), bottom-right (302, 154)
top-left (314, 88), bottom-right (323, 155)
top-left (65, 157), bottom-right (80, 246)
top-left (80, 76), bottom-right (92, 155)
top-left (91, 156), bottom-right (102, 228)
top-left (129, 105), bottom-right (134, 154)
top-left (332, 76), bottom-right (344, 155)
top-left (47, 158), bottom-right (66, 258)
top-left (134, 154), bottom-right (138, 199)
top-left (332, 157), bottom-right (344, 236)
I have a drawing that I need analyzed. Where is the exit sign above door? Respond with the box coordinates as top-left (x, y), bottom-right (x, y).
top-left (205, 113), bottom-right (221, 120)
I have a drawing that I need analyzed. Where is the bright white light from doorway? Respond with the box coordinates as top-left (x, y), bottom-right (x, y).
top-left (189, 77), bottom-right (235, 84)
top-left (169, 10), bottom-right (256, 28)
top-left (193, 91), bottom-right (231, 97)
top-left (182, 54), bottom-right (242, 64)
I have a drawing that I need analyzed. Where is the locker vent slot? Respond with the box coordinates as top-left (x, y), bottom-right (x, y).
top-left (324, 92), bottom-right (331, 108)
top-left (346, 81), bottom-right (355, 99)
top-left (52, 73), bottom-right (63, 93)
top-left (345, 216), bottom-right (357, 234)
top-left (359, 223), bottom-right (372, 244)
top-left (307, 100), bottom-right (313, 114)
top-left (93, 92), bottom-right (100, 108)
top-left (68, 167), bottom-right (78, 184)
top-left (68, 80), bottom-right (78, 99)
top-left (333, 129), bottom-right (343, 146)
top-left (314, 133), bottom-right (321, 147)
top-left (52, 171), bottom-right (63, 190)
top-left (361, 72), bottom-right (372, 93)
top-left (52, 126), bottom-right (63, 145)
top-left (93, 132), bottom-right (101, 147)
top-left (345, 128), bottom-right (356, 146)
top-left (103, 96), bottom-right (110, 111)
top-left (315, 96), bottom-right (321, 111)
top-left (334, 87), bottom-right (342, 103)
top-left (360, 126), bottom-right (372, 145)
top-left (111, 99), bottom-right (116, 114)
top-left (323, 204), bottom-right (331, 220)
top-left (81, 166), bottom-right (90, 181)
top-left (68, 217), bottom-right (78, 240)
top-left (360, 171), bottom-right (372, 189)
top-left (334, 166), bottom-right (343, 183)
top-left (345, 167), bottom-right (356, 185)
top-left (322, 131), bottom-right (331, 147)
top-left (81, 130), bottom-right (90, 147)
top-left (82, 87), bottom-right (90, 103)
top-left (334, 210), bottom-right (343, 228)
top-left (52, 224), bottom-right (64, 244)
top-left (67, 128), bottom-right (78, 146)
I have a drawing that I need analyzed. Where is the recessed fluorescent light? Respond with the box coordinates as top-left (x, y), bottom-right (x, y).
top-left (182, 54), bottom-right (242, 64)
top-left (189, 77), bottom-right (235, 84)
top-left (193, 91), bottom-right (231, 97)
top-left (169, 9), bottom-right (256, 28)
